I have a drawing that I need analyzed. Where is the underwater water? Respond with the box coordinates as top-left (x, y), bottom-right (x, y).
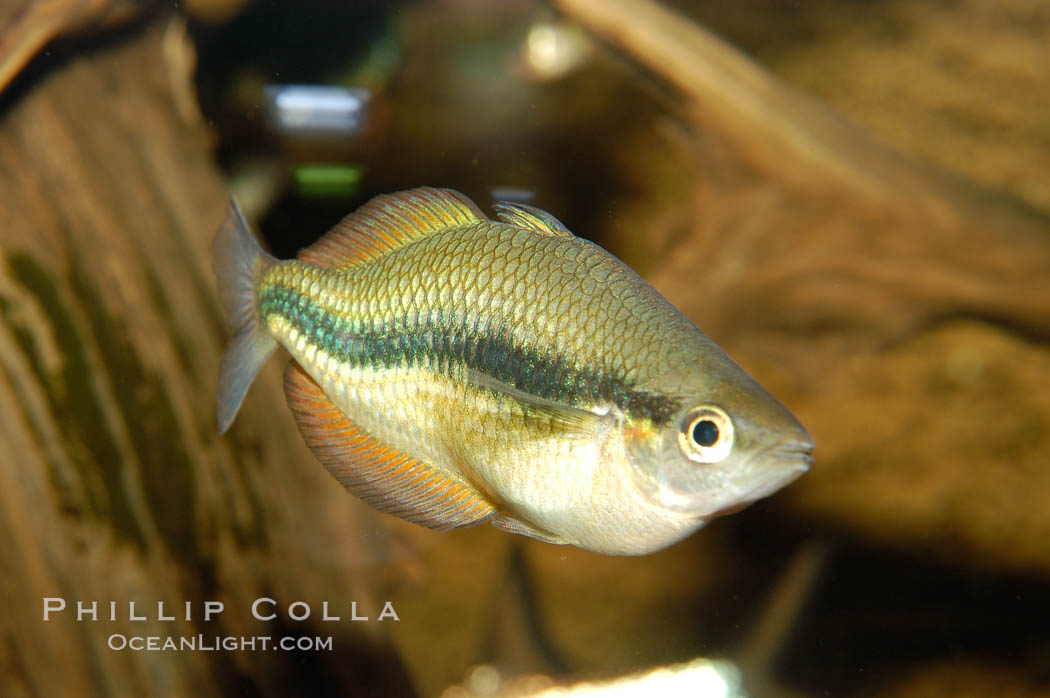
top-left (2, 0), bottom-right (1049, 696)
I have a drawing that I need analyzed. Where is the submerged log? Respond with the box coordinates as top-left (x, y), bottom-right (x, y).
top-left (0, 18), bottom-right (412, 698)
top-left (555, 0), bottom-right (1050, 573)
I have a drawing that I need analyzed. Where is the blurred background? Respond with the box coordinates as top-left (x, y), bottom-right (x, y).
top-left (0, 0), bottom-right (1048, 696)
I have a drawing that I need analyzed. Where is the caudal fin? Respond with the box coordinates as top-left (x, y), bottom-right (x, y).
top-left (213, 198), bottom-right (278, 434)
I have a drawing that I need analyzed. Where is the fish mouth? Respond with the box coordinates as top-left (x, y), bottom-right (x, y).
top-left (649, 431), bottom-right (814, 520)
top-left (710, 451), bottom-right (811, 519)
top-left (764, 438), bottom-right (815, 482)
top-left (771, 447), bottom-right (814, 472)
top-left (728, 435), bottom-right (815, 509)
top-left (766, 433), bottom-right (815, 470)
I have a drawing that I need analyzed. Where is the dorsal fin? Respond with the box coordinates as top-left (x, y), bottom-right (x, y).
top-left (492, 201), bottom-right (574, 237)
top-left (299, 187), bottom-right (487, 269)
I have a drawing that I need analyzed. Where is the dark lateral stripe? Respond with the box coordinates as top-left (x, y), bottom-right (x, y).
top-left (260, 285), bottom-right (680, 424)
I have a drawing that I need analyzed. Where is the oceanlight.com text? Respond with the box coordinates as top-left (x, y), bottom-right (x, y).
top-left (107, 634), bottom-right (334, 652)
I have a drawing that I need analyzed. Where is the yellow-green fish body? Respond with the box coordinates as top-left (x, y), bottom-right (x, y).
top-left (214, 188), bottom-right (812, 555)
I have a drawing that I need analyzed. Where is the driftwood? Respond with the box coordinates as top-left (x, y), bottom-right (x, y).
top-left (0, 0), bottom-right (252, 94)
top-left (0, 19), bottom-right (414, 698)
top-left (554, 0), bottom-right (1050, 574)
top-left (0, 0), bottom-right (132, 94)
top-left (3, 2), bottom-right (1049, 696)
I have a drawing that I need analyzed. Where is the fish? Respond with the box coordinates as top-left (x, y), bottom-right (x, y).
top-left (213, 187), bottom-right (813, 555)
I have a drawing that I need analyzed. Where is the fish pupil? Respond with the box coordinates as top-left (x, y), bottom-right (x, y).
top-left (692, 419), bottom-right (719, 447)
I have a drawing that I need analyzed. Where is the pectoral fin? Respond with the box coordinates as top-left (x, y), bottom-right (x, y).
top-left (283, 362), bottom-right (497, 530)
top-left (461, 367), bottom-right (611, 437)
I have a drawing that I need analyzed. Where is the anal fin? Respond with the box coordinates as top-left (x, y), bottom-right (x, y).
top-left (283, 362), bottom-right (496, 531)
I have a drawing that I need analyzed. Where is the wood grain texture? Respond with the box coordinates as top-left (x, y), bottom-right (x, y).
top-left (0, 17), bottom-right (411, 698)
top-left (555, 0), bottom-right (1050, 574)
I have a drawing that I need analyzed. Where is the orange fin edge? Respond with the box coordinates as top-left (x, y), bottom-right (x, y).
top-left (298, 187), bottom-right (486, 269)
top-left (283, 361), bottom-right (497, 531)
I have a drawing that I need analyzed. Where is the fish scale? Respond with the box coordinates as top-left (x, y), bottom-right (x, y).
top-left (214, 187), bottom-right (813, 555)
top-left (258, 230), bottom-right (675, 421)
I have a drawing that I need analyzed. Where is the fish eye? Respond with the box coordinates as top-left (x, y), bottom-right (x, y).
top-left (678, 405), bottom-right (734, 464)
